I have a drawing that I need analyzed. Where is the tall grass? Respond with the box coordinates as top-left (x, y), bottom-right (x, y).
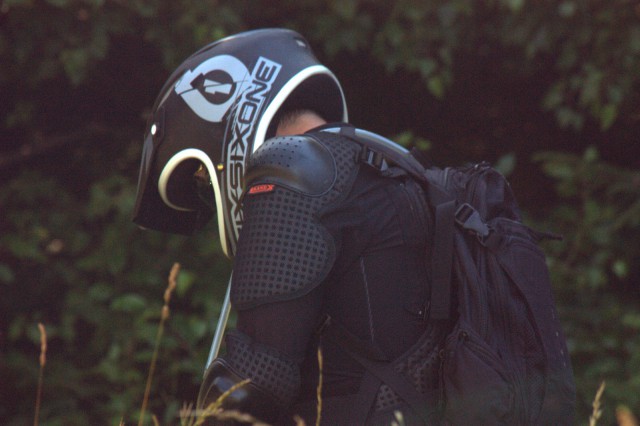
top-left (33, 323), bottom-right (47, 426)
top-left (617, 405), bottom-right (640, 426)
top-left (315, 347), bottom-right (323, 426)
top-left (138, 262), bottom-right (180, 426)
top-left (30, 263), bottom-right (639, 425)
top-left (590, 381), bottom-right (606, 426)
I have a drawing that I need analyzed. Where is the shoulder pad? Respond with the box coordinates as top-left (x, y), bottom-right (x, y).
top-left (232, 132), bottom-right (361, 310)
top-left (245, 135), bottom-right (337, 196)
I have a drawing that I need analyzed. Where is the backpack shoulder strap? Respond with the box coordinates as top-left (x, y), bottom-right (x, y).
top-left (430, 198), bottom-right (457, 320)
top-left (321, 126), bottom-right (429, 181)
top-left (322, 126), bottom-right (461, 321)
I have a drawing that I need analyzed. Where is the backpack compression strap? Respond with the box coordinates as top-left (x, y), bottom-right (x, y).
top-left (318, 315), bottom-right (441, 424)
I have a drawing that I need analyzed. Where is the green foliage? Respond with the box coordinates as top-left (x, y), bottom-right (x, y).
top-left (393, 131), bottom-right (432, 152)
top-left (283, 0), bottom-right (640, 129)
top-left (533, 148), bottom-right (640, 424)
top-left (3, 0), bottom-right (639, 131)
top-left (0, 169), bottom-right (231, 425)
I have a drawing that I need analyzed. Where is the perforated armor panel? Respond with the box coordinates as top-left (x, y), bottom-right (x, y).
top-left (245, 135), bottom-right (336, 196)
top-left (375, 324), bottom-right (445, 412)
top-left (223, 331), bottom-right (301, 407)
top-left (231, 132), bottom-right (361, 309)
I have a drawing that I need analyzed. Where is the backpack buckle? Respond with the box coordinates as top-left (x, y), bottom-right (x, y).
top-left (455, 203), bottom-right (490, 238)
top-left (359, 146), bottom-right (388, 172)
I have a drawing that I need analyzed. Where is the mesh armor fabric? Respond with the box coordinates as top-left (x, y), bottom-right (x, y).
top-left (372, 324), bottom-right (445, 413)
top-left (224, 330), bottom-right (301, 407)
top-left (232, 132), bottom-right (361, 309)
top-left (232, 187), bottom-right (333, 307)
top-left (374, 384), bottom-right (404, 411)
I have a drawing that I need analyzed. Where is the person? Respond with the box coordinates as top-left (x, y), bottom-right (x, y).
top-left (133, 28), bottom-right (448, 425)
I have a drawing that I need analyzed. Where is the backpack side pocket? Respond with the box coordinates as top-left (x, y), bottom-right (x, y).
top-left (441, 321), bottom-right (515, 426)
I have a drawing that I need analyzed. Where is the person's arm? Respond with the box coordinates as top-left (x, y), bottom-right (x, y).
top-left (197, 134), bottom-right (342, 424)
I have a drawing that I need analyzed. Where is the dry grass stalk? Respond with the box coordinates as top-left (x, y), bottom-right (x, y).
top-left (589, 381), bottom-right (606, 426)
top-left (616, 405), bottom-right (640, 426)
top-left (38, 323), bottom-right (47, 368)
top-left (138, 263), bottom-right (181, 426)
top-left (201, 408), bottom-right (270, 425)
top-left (315, 347), bottom-right (323, 426)
top-left (391, 410), bottom-right (406, 426)
top-left (178, 379), bottom-right (267, 426)
top-left (162, 262), bottom-right (180, 320)
top-left (33, 323), bottom-right (47, 426)
top-left (179, 402), bottom-right (195, 426)
top-left (192, 379), bottom-right (252, 426)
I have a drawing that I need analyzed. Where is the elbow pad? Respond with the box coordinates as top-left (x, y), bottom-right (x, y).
top-left (197, 331), bottom-right (301, 424)
top-left (197, 359), bottom-right (282, 425)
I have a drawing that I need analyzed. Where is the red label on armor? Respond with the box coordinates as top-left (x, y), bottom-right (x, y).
top-left (248, 184), bottom-right (275, 195)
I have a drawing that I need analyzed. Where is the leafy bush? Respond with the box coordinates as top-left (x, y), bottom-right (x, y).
top-left (534, 147), bottom-right (640, 424)
top-left (0, 170), bottom-right (231, 425)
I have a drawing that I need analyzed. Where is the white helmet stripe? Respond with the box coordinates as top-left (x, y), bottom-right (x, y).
top-left (253, 65), bottom-right (348, 153)
top-left (158, 149), bottom-right (230, 256)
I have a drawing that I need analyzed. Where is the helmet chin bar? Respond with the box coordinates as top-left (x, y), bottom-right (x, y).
top-left (158, 148), bottom-right (233, 257)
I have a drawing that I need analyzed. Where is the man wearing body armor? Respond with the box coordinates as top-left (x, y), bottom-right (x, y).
top-left (134, 29), bottom-right (448, 425)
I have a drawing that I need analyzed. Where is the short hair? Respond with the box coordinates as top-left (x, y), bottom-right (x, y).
top-left (276, 109), bottom-right (325, 130)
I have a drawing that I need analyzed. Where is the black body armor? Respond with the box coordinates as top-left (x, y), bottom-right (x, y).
top-left (200, 129), bottom-right (445, 425)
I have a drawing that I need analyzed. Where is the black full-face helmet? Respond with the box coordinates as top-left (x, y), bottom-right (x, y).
top-left (133, 28), bottom-right (348, 258)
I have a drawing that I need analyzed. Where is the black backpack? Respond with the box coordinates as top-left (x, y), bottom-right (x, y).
top-left (321, 126), bottom-right (576, 425)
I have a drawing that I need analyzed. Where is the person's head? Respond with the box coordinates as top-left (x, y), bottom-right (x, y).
top-left (275, 109), bottom-right (327, 136)
top-left (133, 29), bottom-right (347, 258)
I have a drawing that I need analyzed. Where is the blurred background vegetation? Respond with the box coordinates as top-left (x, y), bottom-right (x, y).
top-left (1, 0), bottom-right (639, 424)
